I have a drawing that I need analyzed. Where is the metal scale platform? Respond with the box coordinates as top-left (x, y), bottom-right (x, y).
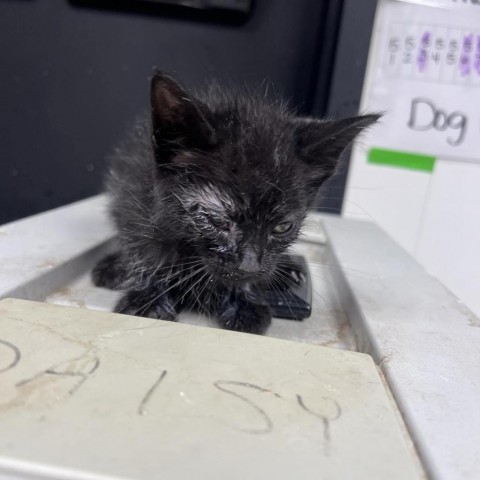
top-left (0, 196), bottom-right (478, 480)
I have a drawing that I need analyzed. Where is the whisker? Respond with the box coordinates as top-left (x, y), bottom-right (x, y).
top-left (268, 273), bottom-right (296, 320)
top-left (119, 265), bottom-right (207, 316)
top-left (177, 270), bottom-right (210, 308)
top-left (275, 259), bottom-right (374, 279)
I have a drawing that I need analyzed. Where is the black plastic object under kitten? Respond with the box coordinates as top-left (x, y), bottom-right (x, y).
top-left (92, 71), bottom-right (378, 334)
top-left (263, 254), bottom-right (312, 321)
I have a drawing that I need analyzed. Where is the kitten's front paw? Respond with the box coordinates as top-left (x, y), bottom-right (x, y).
top-left (218, 299), bottom-right (271, 335)
top-left (92, 252), bottom-right (126, 290)
top-left (115, 289), bottom-right (177, 321)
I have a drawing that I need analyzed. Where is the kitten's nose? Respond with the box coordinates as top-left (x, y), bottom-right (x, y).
top-left (238, 247), bottom-right (261, 274)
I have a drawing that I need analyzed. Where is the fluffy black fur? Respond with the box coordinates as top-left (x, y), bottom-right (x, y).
top-left (92, 71), bottom-right (378, 334)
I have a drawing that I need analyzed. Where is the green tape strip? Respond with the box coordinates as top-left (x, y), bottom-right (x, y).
top-left (368, 148), bottom-right (435, 172)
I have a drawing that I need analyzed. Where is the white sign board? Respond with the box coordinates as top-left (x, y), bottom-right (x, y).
top-left (359, 0), bottom-right (480, 164)
top-left (0, 299), bottom-right (419, 480)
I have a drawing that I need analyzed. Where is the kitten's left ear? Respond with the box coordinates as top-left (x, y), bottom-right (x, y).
top-left (150, 70), bottom-right (217, 164)
top-left (294, 114), bottom-right (379, 181)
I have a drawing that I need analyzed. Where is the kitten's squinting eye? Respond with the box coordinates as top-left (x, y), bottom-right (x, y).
top-left (272, 222), bottom-right (293, 235)
top-left (208, 215), bottom-right (230, 231)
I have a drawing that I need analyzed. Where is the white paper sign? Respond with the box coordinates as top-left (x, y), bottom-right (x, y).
top-left (362, 0), bottom-right (480, 163)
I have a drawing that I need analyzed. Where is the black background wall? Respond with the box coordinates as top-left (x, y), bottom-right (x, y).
top-left (0, 0), bottom-right (375, 225)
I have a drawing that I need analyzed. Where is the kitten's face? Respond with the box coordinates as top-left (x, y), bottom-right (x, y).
top-left (172, 180), bottom-right (306, 283)
top-left (162, 121), bottom-right (312, 283)
top-left (149, 71), bottom-right (378, 284)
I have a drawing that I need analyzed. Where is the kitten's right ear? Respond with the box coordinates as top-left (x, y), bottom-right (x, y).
top-left (150, 71), bottom-right (217, 165)
top-left (294, 114), bottom-right (380, 187)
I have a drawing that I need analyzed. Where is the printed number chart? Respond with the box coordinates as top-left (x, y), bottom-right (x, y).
top-left (384, 24), bottom-right (480, 86)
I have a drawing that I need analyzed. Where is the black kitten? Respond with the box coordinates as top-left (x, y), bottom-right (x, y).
top-left (92, 71), bottom-right (377, 334)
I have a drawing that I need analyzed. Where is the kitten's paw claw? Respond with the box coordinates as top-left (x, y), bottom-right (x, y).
top-left (218, 301), bottom-right (271, 335)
